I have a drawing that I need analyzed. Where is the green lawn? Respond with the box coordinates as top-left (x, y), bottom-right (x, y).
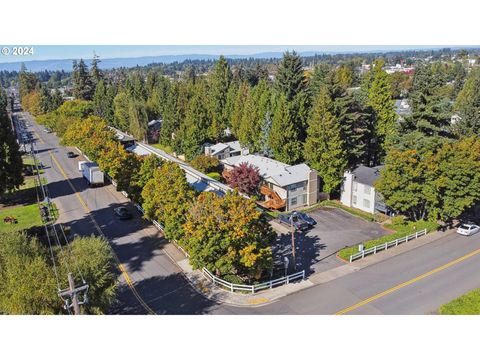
top-left (206, 172), bottom-right (221, 181)
top-left (440, 288), bottom-right (480, 315)
top-left (22, 155), bottom-right (44, 175)
top-left (338, 220), bottom-right (439, 261)
top-left (151, 143), bottom-right (173, 154)
top-left (0, 204), bottom-right (43, 233)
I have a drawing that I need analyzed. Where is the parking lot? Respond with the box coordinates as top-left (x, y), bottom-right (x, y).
top-left (272, 207), bottom-right (391, 275)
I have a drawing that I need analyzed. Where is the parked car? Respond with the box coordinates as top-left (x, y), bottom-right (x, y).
top-left (278, 212), bottom-right (309, 232)
top-left (114, 207), bottom-right (132, 220)
top-left (295, 212), bottom-right (317, 227)
top-left (456, 223), bottom-right (480, 236)
top-left (67, 151), bottom-right (76, 158)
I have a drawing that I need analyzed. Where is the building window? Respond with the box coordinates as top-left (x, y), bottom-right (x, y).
top-left (353, 195), bottom-right (357, 205)
top-left (364, 186), bottom-right (371, 195)
top-left (302, 194), bottom-right (307, 204)
top-left (290, 196), bottom-right (297, 206)
top-left (363, 199), bottom-right (371, 209)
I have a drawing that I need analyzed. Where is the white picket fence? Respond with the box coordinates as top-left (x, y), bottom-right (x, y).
top-left (349, 228), bottom-right (428, 262)
top-left (202, 267), bottom-right (305, 294)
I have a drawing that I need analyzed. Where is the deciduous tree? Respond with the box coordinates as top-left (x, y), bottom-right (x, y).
top-left (226, 162), bottom-right (261, 196)
top-left (183, 191), bottom-right (274, 279)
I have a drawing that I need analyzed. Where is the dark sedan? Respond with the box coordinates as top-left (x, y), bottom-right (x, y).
top-left (296, 212), bottom-right (317, 227)
top-left (114, 207), bottom-right (133, 220)
top-left (278, 213), bottom-right (309, 232)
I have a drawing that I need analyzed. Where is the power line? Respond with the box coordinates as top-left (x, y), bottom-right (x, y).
top-left (18, 112), bottom-right (89, 314)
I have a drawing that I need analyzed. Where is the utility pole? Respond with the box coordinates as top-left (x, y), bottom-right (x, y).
top-left (59, 273), bottom-right (89, 315)
top-left (290, 212), bottom-right (296, 271)
top-left (68, 273), bottom-right (81, 315)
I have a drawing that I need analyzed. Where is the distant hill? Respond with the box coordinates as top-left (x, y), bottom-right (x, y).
top-left (0, 46), bottom-right (475, 72)
top-left (0, 53), bottom-right (291, 72)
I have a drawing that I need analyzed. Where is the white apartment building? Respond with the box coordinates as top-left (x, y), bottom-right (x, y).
top-left (340, 165), bottom-right (388, 215)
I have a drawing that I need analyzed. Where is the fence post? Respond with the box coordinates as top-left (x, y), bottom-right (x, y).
top-left (396, 238), bottom-right (398, 246)
top-left (405, 234), bottom-right (409, 243)
top-left (416, 231), bottom-right (418, 239)
top-left (362, 250), bottom-right (365, 259)
top-left (230, 283), bottom-right (234, 293)
top-left (286, 275), bottom-right (290, 285)
top-left (349, 255), bottom-right (353, 263)
top-left (270, 280), bottom-right (273, 289)
top-left (302, 270), bottom-right (305, 280)
top-left (385, 242), bottom-right (388, 250)
top-left (251, 286), bottom-right (255, 294)
top-left (374, 247), bottom-right (377, 254)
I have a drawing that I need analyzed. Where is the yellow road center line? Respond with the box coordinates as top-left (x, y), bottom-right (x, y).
top-left (335, 247), bottom-right (480, 315)
top-left (46, 141), bottom-right (156, 314)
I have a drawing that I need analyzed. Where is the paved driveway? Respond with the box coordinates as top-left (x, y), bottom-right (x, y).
top-left (273, 207), bottom-right (391, 275)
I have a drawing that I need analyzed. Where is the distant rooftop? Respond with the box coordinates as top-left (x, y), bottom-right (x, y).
top-left (206, 140), bottom-right (245, 156)
top-left (222, 154), bottom-right (312, 187)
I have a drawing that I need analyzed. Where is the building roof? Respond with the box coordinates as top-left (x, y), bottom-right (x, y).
top-left (207, 140), bottom-right (244, 156)
top-left (352, 165), bottom-right (384, 187)
top-left (395, 99), bottom-right (411, 116)
top-left (115, 133), bottom-right (135, 142)
top-left (148, 119), bottom-right (162, 127)
top-left (222, 154), bottom-right (311, 187)
top-left (125, 144), bottom-right (152, 156)
top-left (113, 128), bottom-right (236, 197)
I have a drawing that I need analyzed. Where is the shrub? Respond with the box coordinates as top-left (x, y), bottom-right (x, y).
top-left (190, 155), bottom-right (221, 173)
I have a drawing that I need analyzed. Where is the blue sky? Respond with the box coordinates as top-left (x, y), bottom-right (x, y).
top-left (0, 45), bottom-right (452, 63)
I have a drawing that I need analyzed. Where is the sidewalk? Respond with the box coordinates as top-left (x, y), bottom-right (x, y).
top-left (106, 180), bottom-right (456, 307)
top-left (162, 228), bottom-right (457, 307)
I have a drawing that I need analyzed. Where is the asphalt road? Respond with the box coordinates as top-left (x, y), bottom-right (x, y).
top-left (23, 111), bottom-right (219, 314)
top-left (213, 229), bottom-right (480, 314)
top-left (21, 110), bottom-right (480, 315)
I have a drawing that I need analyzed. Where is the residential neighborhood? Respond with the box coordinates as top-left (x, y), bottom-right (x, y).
top-left (1, 43), bottom-right (480, 323)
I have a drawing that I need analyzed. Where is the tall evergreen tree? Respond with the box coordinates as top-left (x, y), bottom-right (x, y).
top-left (275, 51), bottom-right (306, 101)
top-left (309, 63), bottom-right (331, 98)
top-left (93, 80), bottom-right (115, 124)
top-left (367, 60), bottom-right (397, 162)
top-left (270, 51), bottom-right (310, 163)
top-left (113, 92), bottom-right (130, 131)
top-left (178, 81), bottom-right (211, 160)
top-left (453, 68), bottom-right (480, 136)
top-left (405, 63), bottom-right (452, 136)
top-left (128, 99), bottom-right (148, 141)
top-left (208, 55), bottom-right (232, 141)
top-left (230, 82), bottom-right (249, 137)
top-left (0, 91), bottom-right (23, 195)
top-left (269, 94), bottom-right (304, 164)
top-left (72, 59), bottom-right (94, 100)
top-left (90, 53), bottom-right (102, 86)
top-left (304, 87), bottom-right (347, 196)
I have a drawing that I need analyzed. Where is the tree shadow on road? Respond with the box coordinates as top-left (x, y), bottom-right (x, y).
top-left (109, 273), bottom-right (220, 315)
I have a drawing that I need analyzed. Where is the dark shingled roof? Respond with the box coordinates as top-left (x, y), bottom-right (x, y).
top-left (352, 165), bottom-right (384, 187)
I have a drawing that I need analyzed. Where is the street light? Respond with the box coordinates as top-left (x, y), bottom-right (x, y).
top-left (290, 211), bottom-right (297, 271)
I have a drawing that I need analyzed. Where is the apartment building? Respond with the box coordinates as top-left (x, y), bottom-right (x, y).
top-left (221, 154), bottom-right (319, 211)
top-left (340, 165), bottom-right (389, 215)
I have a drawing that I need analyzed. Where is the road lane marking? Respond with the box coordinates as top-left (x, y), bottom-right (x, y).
top-left (335, 247), bottom-right (480, 315)
top-left (47, 143), bottom-right (156, 315)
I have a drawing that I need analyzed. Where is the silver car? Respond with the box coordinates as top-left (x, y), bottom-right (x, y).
top-left (456, 224), bottom-right (480, 236)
